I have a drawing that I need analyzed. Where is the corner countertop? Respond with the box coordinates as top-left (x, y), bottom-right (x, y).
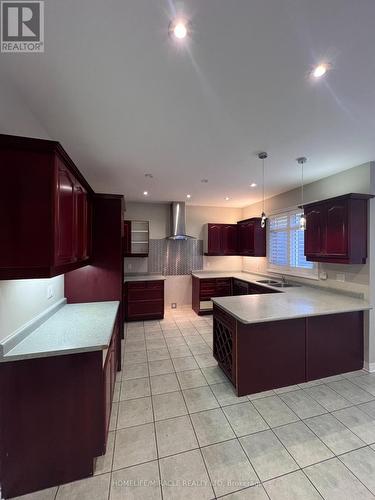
top-left (0, 301), bottom-right (120, 362)
top-left (192, 271), bottom-right (371, 324)
top-left (124, 274), bottom-right (165, 282)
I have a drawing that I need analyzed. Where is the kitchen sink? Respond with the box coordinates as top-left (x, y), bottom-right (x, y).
top-left (256, 279), bottom-right (281, 285)
top-left (272, 282), bottom-right (300, 288)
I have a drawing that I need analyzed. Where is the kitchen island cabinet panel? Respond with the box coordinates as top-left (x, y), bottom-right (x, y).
top-left (306, 312), bottom-right (363, 381)
top-left (213, 304), bottom-right (365, 397)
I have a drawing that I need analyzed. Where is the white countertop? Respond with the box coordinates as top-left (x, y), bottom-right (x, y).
top-left (193, 271), bottom-right (371, 324)
top-left (124, 274), bottom-right (165, 282)
top-left (0, 301), bottom-right (120, 362)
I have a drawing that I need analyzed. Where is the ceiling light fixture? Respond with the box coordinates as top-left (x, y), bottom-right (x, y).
top-left (169, 18), bottom-right (191, 41)
top-left (250, 182), bottom-right (257, 188)
top-left (297, 157), bottom-right (307, 230)
top-left (258, 152), bottom-right (268, 228)
top-left (201, 179), bottom-right (208, 183)
top-left (312, 63), bottom-right (329, 78)
top-left (225, 196), bottom-right (230, 201)
top-left (186, 194), bottom-right (191, 199)
top-left (143, 191), bottom-right (148, 196)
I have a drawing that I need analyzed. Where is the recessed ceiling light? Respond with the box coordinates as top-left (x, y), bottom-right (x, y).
top-left (143, 191), bottom-right (148, 196)
top-left (225, 196), bottom-right (230, 201)
top-left (186, 194), bottom-right (191, 199)
top-left (312, 63), bottom-right (329, 78)
top-left (169, 18), bottom-right (191, 40)
top-left (250, 183), bottom-right (257, 188)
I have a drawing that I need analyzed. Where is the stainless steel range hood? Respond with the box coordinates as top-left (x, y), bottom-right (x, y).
top-left (167, 202), bottom-right (195, 240)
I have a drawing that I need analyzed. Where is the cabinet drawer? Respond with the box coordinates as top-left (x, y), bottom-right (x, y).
top-left (128, 288), bottom-right (163, 301)
top-left (127, 300), bottom-right (164, 317)
top-left (127, 280), bottom-right (164, 291)
top-left (200, 279), bottom-right (217, 290)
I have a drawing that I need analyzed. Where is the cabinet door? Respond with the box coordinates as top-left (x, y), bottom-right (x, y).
top-left (207, 224), bottom-right (223, 254)
top-left (238, 221), bottom-right (254, 255)
top-left (54, 161), bottom-right (76, 265)
top-left (233, 279), bottom-right (248, 296)
top-left (304, 206), bottom-right (324, 257)
top-left (222, 225), bottom-right (238, 254)
top-left (123, 220), bottom-right (131, 255)
top-left (74, 183), bottom-right (90, 261)
top-left (325, 201), bottom-right (348, 257)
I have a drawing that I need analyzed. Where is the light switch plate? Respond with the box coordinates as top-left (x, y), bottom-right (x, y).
top-left (47, 285), bottom-right (54, 299)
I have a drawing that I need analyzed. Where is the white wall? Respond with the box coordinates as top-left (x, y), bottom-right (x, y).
top-left (242, 163), bottom-right (372, 297)
top-left (124, 202), bottom-right (243, 307)
top-left (0, 80), bottom-right (65, 341)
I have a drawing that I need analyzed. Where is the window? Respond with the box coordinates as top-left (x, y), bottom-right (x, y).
top-left (268, 209), bottom-right (318, 278)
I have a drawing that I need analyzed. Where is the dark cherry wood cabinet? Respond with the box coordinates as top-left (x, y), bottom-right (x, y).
top-left (192, 276), bottom-right (232, 315)
top-left (65, 194), bottom-right (125, 338)
top-left (124, 280), bottom-right (164, 321)
top-left (204, 223), bottom-right (238, 255)
top-left (192, 276), bottom-right (279, 315)
top-left (303, 193), bottom-right (373, 264)
top-left (0, 311), bottom-right (121, 499)
top-left (204, 218), bottom-right (266, 257)
top-left (0, 134), bottom-right (93, 279)
top-left (123, 220), bottom-right (131, 255)
top-left (213, 307), bottom-right (364, 397)
top-left (237, 217), bottom-right (266, 256)
top-left (232, 278), bottom-right (249, 296)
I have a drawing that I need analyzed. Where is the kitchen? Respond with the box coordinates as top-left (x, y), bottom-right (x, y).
top-left (1, 1), bottom-right (375, 499)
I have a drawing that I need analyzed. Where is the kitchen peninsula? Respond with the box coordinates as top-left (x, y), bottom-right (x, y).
top-left (210, 273), bottom-right (371, 397)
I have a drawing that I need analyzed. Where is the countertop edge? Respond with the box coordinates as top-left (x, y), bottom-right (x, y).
top-left (211, 300), bottom-right (372, 324)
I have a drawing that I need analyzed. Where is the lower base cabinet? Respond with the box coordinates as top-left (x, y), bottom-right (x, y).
top-left (124, 280), bottom-right (164, 321)
top-left (213, 306), bottom-right (364, 397)
top-left (0, 314), bottom-right (121, 499)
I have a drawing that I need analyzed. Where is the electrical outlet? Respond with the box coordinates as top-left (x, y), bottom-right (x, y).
top-left (127, 263), bottom-right (132, 270)
top-left (47, 285), bottom-right (54, 300)
top-left (319, 271), bottom-right (328, 280)
top-left (336, 273), bottom-right (345, 282)
top-left (171, 303), bottom-right (177, 309)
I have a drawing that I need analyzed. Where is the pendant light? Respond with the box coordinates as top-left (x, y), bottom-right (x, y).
top-left (258, 152), bottom-right (268, 228)
top-left (297, 156), bottom-right (307, 231)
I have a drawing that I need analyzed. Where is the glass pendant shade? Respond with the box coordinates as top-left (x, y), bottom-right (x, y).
top-left (297, 156), bottom-right (307, 231)
top-left (258, 152), bottom-right (268, 228)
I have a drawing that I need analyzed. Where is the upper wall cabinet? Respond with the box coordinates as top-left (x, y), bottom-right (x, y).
top-left (124, 220), bottom-right (149, 257)
top-left (204, 218), bottom-right (266, 257)
top-left (237, 217), bottom-right (266, 257)
top-left (204, 223), bottom-right (238, 256)
top-left (0, 134), bottom-right (92, 279)
top-left (303, 193), bottom-right (373, 264)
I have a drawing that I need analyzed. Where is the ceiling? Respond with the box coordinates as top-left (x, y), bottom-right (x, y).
top-left (1, 0), bottom-right (375, 207)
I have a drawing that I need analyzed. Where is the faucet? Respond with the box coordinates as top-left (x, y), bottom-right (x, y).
top-left (281, 275), bottom-right (287, 284)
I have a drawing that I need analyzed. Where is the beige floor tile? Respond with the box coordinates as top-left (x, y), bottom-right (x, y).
top-left (223, 402), bottom-right (269, 437)
top-left (177, 369), bottom-right (208, 389)
top-left (264, 470), bottom-right (322, 500)
top-left (110, 461), bottom-right (162, 500)
top-left (152, 391), bottom-right (188, 421)
top-left (155, 415), bottom-right (198, 457)
top-left (191, 408), bottom-right (235, 446)
top-left (117, 397), bottom-right (153, 429)
top-left (150, 373), bottom-right (180, 395)
top-left (94, 431), bottom-right (115, 475)
top-left (202, 439), bottom-right (258, 497)
top-left (183, 386), bottom-right (219, 413)
top-left (159, 449), bottom-right (214, 500)
top-left (120, 378), bottom-right (151, 400)
top-left (113, 423), bottom-right (157, 470)
top-left (56, 473), bottom-right (110, 500)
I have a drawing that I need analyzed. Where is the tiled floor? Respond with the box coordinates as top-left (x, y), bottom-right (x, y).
top-left (9, 307), bottom-right (375, 499)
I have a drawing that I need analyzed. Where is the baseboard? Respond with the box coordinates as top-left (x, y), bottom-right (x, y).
top-left (364, 361), bottom-right (375, 373)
